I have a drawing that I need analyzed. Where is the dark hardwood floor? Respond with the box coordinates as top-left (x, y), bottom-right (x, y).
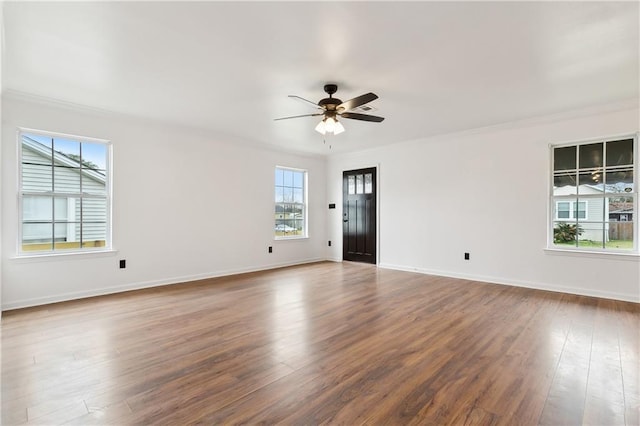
top-left (2, 261), bottom-right (638, 425)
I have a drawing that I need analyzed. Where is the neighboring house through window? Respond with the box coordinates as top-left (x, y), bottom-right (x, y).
top-left (550, 135), bottom-right (637, 251)
top-left (275, 166), bottom-right (307, 238)
top-left (19, 130), bottom-right (111, 254)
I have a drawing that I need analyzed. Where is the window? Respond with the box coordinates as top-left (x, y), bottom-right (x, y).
top-left (551, 135), bottom-right (636, 251)
top-left (347, 172), bottom-right (374, 195)
top-left (555, 201), bottom-right (587, 220)
top-left (275, 167), bottom-right (307, 238)
top-left (19, 130), bottom-right (111, 254)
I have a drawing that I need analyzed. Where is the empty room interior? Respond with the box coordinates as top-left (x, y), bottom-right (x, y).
top-left (1, 2), bottom-right (639, 425)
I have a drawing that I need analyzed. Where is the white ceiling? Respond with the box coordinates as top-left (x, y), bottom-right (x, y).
top-left (3, 1), bottom-right (639, 156)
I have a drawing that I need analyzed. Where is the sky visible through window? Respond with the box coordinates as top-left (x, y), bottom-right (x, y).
top-left (25, 133), bottom-right (107, 170)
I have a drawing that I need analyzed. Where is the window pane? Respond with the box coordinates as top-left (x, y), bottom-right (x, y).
top-left (22, 223), bottom-right (53, 251)
top-left (54, 222), bottom-right (72, 241)
top-left (553, 221), bottom-right (579, 246)
top-left (275, 168), bottom-right (284, 186)
top-left (348, 176), bottom-right (355, 194)
top-left (608, 197), bottom-right (633, 221)
top-left (605, 168), bottom-right (634, 194)
top-left (81, 143), bottom-right (107, 170)
top-left (285, 220), bottom-right (295, 234)
top-left (579, 143), bottom-right (603, 169)
top-left (82, 221), bottom-right (107, 248)
top-left (82, 170), bottom-right (107, 194)
top-left (283, 170), bottom-right (293, 187)
top-left (554, 146), bottom-right (576, 171)
top-left (54, 166), bottom-right (81, 193)
top-left (606, 221), bottom-right (633, 249)
top-left (275, 203), bottom-right (284, 219)
top-left (606, 139), bottom-right (633, 167)
top-left (577, 222), bottom-right (604, 248)
top-left (23, 196), bottom-right (52, 221)
top-left (293, 188), bottom-right (303, 204)
top-left (365, 173), bottom-right (373, 194)
top-left (23, 222), bottom-right (52, 242)
top-left (356, 174), bottom-right (364, 194)
top-left (22, 134), bottom-right (52, 165)
top-left (83, 198), bottom-right (107, 222)
top-left (22, 163), bottom-right (53, 192)
top-left (275, 186), bottom-right (284, 203)
top-left (53, 138), bottom-right (80, 161)
top-left (293, 171), bottom-right (303, 188)
top-left (553, 172), bottom-right (577, 195)
top-left (578, 172), bottom-right (603, 193)
top-left (54, 197), bottom-right (71, 221)
top-left (283, 187), bottom-right (294, 202)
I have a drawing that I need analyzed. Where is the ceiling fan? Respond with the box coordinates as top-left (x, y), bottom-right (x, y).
top-left (275, 84), bottom-right (384, 135)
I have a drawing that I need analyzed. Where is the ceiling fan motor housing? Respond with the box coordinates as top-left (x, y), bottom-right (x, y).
top-left (319, 83), bottom-right (342, 111)
top-left (318, 97), bottom-right (342, 111)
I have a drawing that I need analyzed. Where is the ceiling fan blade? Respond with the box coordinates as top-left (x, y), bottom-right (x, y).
top-left (274, 113), bottom-right (324, 121)
top-left (338, 92), bottom-right (378, 112)
top-left (340, 112), bottom-right (385, 123)
top-left (288, 95), bottom-right (322, 109)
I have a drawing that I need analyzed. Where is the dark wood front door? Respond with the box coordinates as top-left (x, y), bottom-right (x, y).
top-left (343, 167), bottom-right (377, 264)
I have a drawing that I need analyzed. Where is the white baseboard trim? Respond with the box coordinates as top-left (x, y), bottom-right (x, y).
top-left (378, 263), bottom-right (640, 303)
top-left (2, 258), bottom-right (327, 311)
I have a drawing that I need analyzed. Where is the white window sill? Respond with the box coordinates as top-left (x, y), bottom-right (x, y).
top-left (544, 247), bottom-right (639, 261)
top-left (274, 236), bottom-right (309, 241)
top-left (10, 249), bottom-right (119, 263)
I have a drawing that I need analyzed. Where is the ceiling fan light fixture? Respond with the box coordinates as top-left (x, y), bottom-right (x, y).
top-left (315, 119), bottom-right (327, 135)
top-left (315, 116), bottom-right (345, 135)
top-left (316, 119), bottom-right (327, 135)
top-left (325, 116), bottom-right (336, 133)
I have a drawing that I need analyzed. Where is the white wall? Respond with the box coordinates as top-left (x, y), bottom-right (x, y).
top-left (1, 95), bottom-right (327, 310)
top-left (327, 106), bottom-right (640, 302)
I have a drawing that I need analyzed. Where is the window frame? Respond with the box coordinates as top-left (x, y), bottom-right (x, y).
top-left (548, 133), bottom-right (638, 254)
top-left (274, 166), bottom-right (308, 240)
top-left (17, 128), bottom-right (113, 256)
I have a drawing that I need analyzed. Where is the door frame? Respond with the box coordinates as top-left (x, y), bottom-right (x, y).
top-left (342, 164), bottom-right (380, 265)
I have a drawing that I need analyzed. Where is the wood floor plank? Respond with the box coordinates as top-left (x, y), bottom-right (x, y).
top-left (2, 261), bottom-right (638, 425)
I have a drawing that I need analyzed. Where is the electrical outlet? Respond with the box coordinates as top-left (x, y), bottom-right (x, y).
top-left (464, 253), bottom-right (470, 260)
top-left (328, 240), bottom-right (332, 246)
top-left (119, 259), bottom-right (126, 268)
top-left (268, 246), bottom-right (273, 253)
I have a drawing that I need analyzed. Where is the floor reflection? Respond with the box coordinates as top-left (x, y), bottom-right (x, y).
top-left (271, 280), bottom-right (309, 365)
